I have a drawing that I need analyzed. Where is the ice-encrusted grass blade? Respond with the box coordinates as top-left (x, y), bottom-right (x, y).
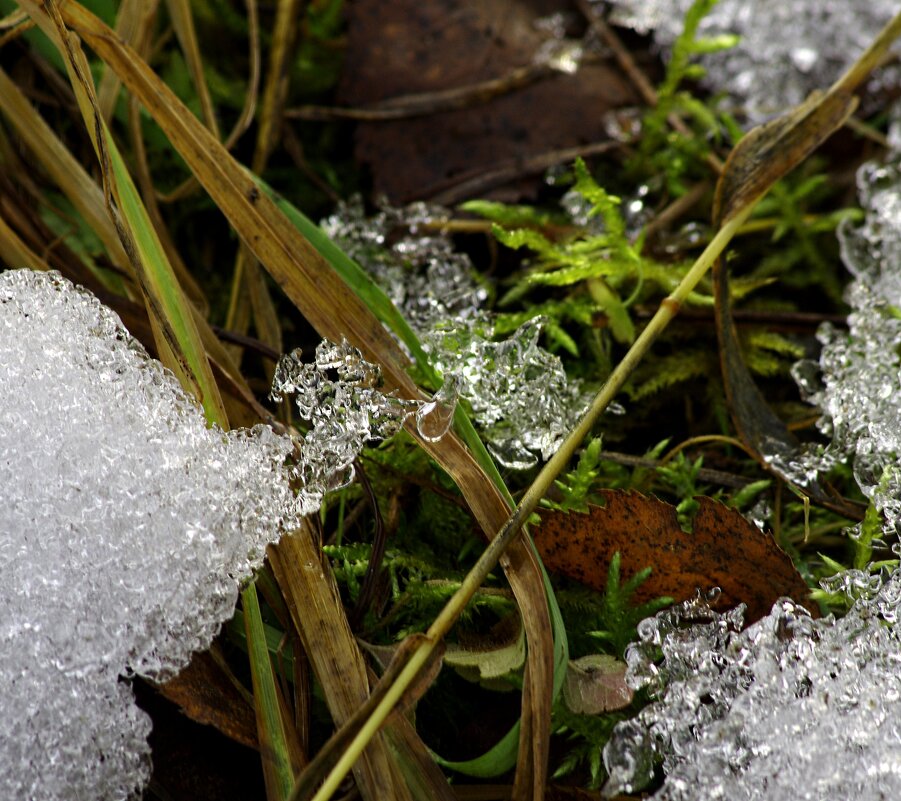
top-left (256, 180), bottom-right (440, 386)
top-left (260, 180), bottom-right (570, 781)
top-left (304, 206), bottom-right (753, 801)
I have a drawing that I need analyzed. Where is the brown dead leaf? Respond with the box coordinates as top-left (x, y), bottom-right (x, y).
top-left (338, 0), bottom-right (637, 202)
top-left (534, 490), bottom-right (812, 623)
top-left (156, 649), bottom-right (258, 750)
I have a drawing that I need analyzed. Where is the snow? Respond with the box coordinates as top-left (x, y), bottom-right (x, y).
top-left (604, 0), bottom-right (898, 123)
top-left (0, 270), bottom-right (440, 799)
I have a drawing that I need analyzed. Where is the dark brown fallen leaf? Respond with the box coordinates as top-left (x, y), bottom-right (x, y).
top-left (337, 0), bottom-right (637, 202)
top-left (156, 649), bottom-right (258, 750)
top-left (533, 490), bottom-right (813, 623)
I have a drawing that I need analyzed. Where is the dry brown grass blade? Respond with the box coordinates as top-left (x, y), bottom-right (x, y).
top-left (18, 0), bottom-right (228, 423)
top-left (50, 2), bottom-right (555, 793)
top-left (0, 63), bottom-right (256, 413)
top-left (51, 1), bottom-right (411, 377)
top-left (125, 9), bottom-right (211, 318)
top-left (286, 635), bottom-right (450, 801)
top-left (0, 64), bottom-right (211, 310)
top-left (164, 0), bottom-right (221, 138)
top-left (96, 0), bottom-right (149, 121)
top-left (0, 65), bottom-right (131, 276)
top-left (225, 0), bottom-right (299, 363)
top-left (157, 0), bottom-right (261, 204)
top-left (269, 526), bottom-right (413, 801)
top-left (226, 0), bottom-right (262, 149)
top-left (0, 209), bottom-right (53, 271)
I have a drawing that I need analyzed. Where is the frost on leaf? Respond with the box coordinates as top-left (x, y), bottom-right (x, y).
top-left (601, 569), bottom-right (901, 800)
top-left (604, 0), bottom-right (899, 123)
top-left (322, 198), bottom-right (592, 469)
top-left (0, 270), bottom-right (300, 800)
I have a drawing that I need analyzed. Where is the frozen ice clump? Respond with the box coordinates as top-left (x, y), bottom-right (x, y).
top-left (601, 0), bottom-right (898, 123)
top-left (271, 338), bottom-right (457, 505)
top-left (322, 198), bottom-right (593, 469)
top-left (425, 317), bottom-right (588, 469)
top-left (785, 151), bottom-right (901, 533)
top-left (322, 197), bottom-right (489, 335)
top-left (602, 571), bottom-right (901, 800)
top-left (0, 270), bottom-right (300, 800)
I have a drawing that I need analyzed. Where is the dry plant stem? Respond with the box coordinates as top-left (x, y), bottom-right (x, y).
top-left (599, 450), bottom-right (752, 490)
top-left (424, 140), bottom-right (624, 205)
top-left (285, 60), bottom-right (569, 122)
top-left (307, 201), bottom-right (756, 801)
top-left (659, 434), bottom-right (758, 466)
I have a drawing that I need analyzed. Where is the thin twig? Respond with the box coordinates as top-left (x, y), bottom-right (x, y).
top-left (640, 180), bottom-right (710, 242)
top-left (597, 449), bottom-right (753, 490)
top-left (284, 60), bottom-right (577, 122)
top-left (348, 459), bottom-right (387, 630)
top-left (210, 323), bottom-right (282, 361)
top-left (423, 140), bottom-right (625, 205)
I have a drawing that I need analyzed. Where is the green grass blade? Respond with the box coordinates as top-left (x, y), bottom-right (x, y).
top-left (107, 139), bottom-right (228, 424)
top-left (256, 179), bottom-right (440, 388)
top-left (17, 0), bottom-right (227, 427)
top-left (243, 583), bottom-right (296, 801)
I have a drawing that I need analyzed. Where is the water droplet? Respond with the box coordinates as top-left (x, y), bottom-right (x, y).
top-left (416, 374), bottom-right (459, 442)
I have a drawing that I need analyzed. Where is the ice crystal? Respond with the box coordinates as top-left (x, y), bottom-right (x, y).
top-left (782, 149), bottom-right (901, 534)
top-left (0, 270), bottom-right (300, 800)
top-left (602, 570), bottom-right (901, 800)
top-left (602, 0), bottom-right (899, 123)
top-left (322, 199), bottom-right (592, 469)
top-left (271, 339), bottom-right (456, 504)
top-left (322, 198), bottom-right (489, 335)
top-left (425, 317), bottom-right (587, 469)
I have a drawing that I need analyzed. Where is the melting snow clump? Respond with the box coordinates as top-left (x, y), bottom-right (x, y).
top-left (787, 145), bottom-right (901, 535)
top-left (0, 270), bottom-right (304, 799)
top-left (601, 0), bottom-right (898, 123)
top-left (271, 338), bottom-right (457, 504)
top-left (602, 573), bottom-right (901, 800)
top-left (322, 198), bottom-right (592, 469)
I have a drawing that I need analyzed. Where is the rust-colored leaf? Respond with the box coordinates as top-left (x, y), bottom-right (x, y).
top-left (534, 490), bottom-right (812, 623)
top-left (157, 649), bottom-right (258, 750)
